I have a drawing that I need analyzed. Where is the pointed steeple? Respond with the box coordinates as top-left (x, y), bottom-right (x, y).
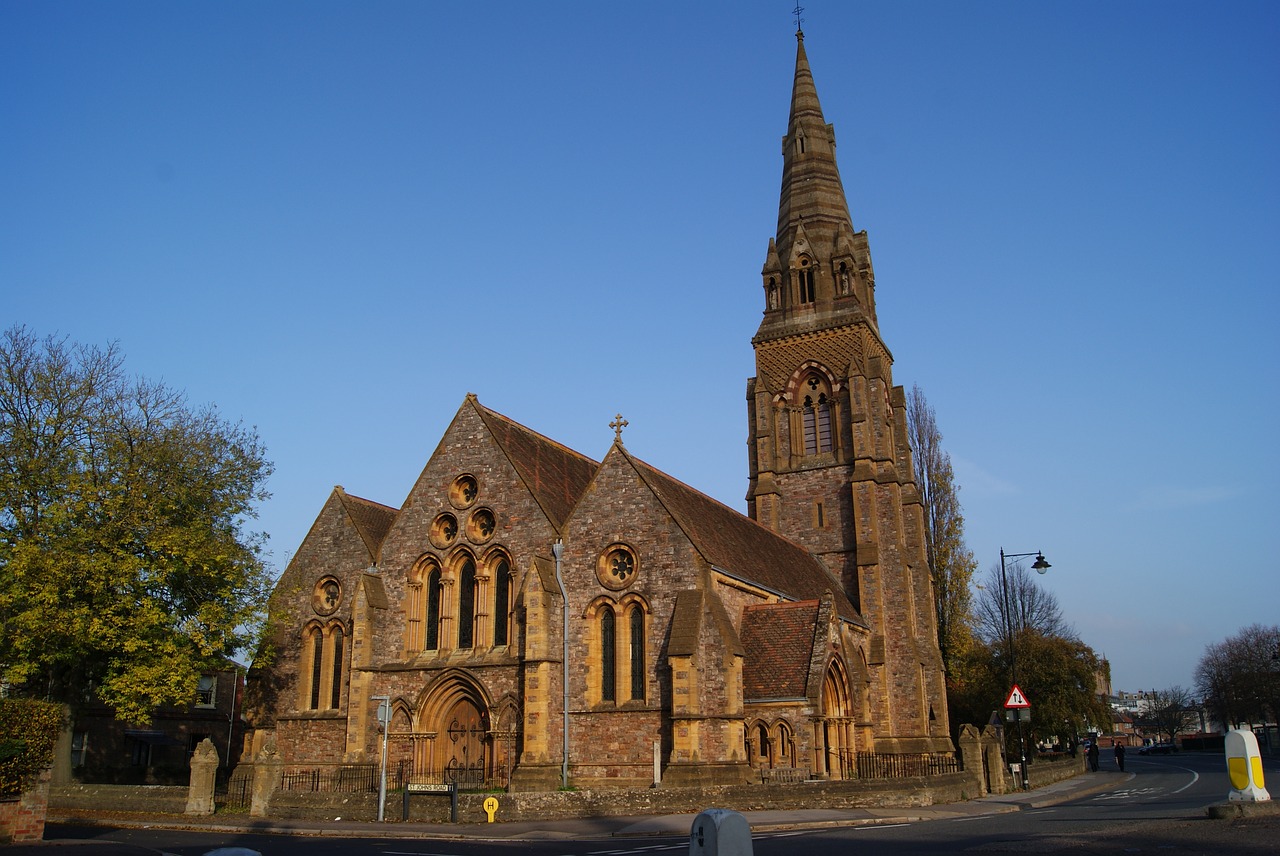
top-left (776, 30), bottom-right (854, 260)
top-left (756, 30), bottom-right (878, 337)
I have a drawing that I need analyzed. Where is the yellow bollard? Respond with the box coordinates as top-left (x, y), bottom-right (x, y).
top-left (483, 796), bottom-right (499, 822)
top-left (1225, 729), bottom-right (1270, 802)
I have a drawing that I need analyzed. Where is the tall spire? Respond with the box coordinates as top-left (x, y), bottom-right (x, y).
top-left (757, 30), bottom-right (876, 338)
top-left (776, 30), bottom-right (854, 255)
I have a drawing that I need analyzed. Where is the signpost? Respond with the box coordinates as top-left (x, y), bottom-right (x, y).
top-left (403, 779), bottom-right (460, 822)
top-left (1004, 684), bottom-right (1032, 790)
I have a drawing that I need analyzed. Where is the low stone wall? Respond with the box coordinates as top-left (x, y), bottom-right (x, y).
top-left (49, 761), bottom-right (1083, 827)
top-left (1026, 754), bottom-right (1086, 789)
top-left (272, 772), bottom-right (977, 824)
top-left (50, 783), bottom-right (187, 815)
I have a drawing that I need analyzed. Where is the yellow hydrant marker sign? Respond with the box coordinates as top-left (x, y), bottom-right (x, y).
top-left (483, 796), bottom-right (499, 822)
top-left (1225, 729), bottom-right (1269, 802)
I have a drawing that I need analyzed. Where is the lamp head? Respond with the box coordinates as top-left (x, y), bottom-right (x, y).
top-left (1032, 553), bottom-right (1051, 574)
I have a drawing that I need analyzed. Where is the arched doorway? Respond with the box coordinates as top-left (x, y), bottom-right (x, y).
top-left (817, 659), bottom-right (854, 779)
top-left (414, 673), bottom-right (490, 786)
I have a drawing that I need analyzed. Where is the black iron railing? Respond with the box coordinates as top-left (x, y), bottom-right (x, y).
top-left (846, 751), bottom-right (959, 779)
top-left (280, 764), bottom-right (379, 793)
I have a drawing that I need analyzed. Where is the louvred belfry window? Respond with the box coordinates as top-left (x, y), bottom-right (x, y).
top-left (801, 372), bottom-right (833, 454)
top-left (798, 257), bottom-right (816, 303)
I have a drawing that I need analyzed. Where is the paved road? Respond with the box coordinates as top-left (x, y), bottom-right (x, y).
top-left (20, 753), bottom-right (1280, 855)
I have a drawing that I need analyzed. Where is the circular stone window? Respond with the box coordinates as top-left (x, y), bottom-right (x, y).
top-left (312, 576), bottom-right (342, 616)
top-left (466, 508), bottom-right (496, 544)
top-left (449, 474), bottom-right (479, 509)
top-left (430, 512), bottom-right (459, 548)
top-left (596, 544), bottom-right (639, 591)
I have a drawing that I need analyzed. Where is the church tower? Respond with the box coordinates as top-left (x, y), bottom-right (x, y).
top-left (746, 29), bottom-right (950, 751)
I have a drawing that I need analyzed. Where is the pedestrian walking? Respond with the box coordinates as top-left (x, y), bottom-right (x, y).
top-left (1088, 740), bottom-right (1099, 772)
top-left (1114, 740), bottom-right (1126, 772)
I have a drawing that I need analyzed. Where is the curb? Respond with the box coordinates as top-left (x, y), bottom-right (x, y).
top-left (45, 773), bottom-right (1123, 842)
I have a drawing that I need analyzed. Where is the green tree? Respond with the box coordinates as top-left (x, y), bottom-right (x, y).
top-left (949, 630), bottom-right (1110, 752)
top-left (953, 561), bottom-right (1108, 753)
top-left (0, 326), bottom-right (273, 723)
top-left (1013, 631), bottom-right (1112, 744)
top-left (906, 384), bottom-right (977, 690)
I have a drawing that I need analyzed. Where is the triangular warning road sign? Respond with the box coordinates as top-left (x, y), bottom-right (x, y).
top-left (1005, 684), bottom-right (1031, 709)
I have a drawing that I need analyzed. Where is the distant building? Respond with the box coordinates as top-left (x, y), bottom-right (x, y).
top-left (54, 666), bottom-right (244, 785)
top-left (244, 27), bottom-right (953, 789)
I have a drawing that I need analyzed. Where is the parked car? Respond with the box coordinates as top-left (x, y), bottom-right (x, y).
top-left (1139, 742), bottom-right (1177, 755)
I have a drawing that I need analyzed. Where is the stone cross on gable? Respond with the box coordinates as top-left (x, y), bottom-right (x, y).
top-left (610, 414), bottom-right (629, 444)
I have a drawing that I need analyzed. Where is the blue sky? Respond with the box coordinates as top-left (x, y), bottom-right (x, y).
top-left (3, 1), bottom-right (1277, 696)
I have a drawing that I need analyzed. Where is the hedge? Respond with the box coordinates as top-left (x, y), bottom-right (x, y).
top-left (0, 699), bottom-right (63, 797)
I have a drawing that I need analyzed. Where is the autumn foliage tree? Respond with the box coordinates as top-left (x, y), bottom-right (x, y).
top-left (0, 326), bottom-right (273, 723)
top-left (906, 385), bottom-right (978, 709)
top-left (950, 560), bottom-right (1111, 751)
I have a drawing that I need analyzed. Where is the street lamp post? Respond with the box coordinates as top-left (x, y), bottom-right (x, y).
top-left (1000, 548), bottom-right (1051, 791)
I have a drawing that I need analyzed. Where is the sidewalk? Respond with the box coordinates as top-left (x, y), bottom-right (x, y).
top-left (15, 771), bottom-right (1132, 854)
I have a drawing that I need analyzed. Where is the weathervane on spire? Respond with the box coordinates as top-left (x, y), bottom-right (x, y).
top-left (793, 4), bottom-right (805, 34)
top-left (609, 414), bottom-right (629, 444)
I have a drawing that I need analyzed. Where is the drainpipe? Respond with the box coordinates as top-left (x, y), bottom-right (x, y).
top-left (552, 539), bottom-right (569, 789)
top-left (225, 666), bottom-right (239, 770)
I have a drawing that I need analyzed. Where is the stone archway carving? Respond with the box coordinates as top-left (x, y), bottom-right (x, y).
top-left (414, 671), bottom-right (491, 785)
top-left (817, 658), bottom-right (855, 779)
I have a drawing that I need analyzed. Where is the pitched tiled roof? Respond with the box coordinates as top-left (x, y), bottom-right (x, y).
top-left (336, 488), bottom-right (398, 561)
top-left (625, 450), bottom-right (865, 626)
top-left (475, 401), bottom-right (600, 531)
top-left (667, 590), bottom-right (704, 658)
top-left (740, 600), bottom-right (820, 700)
top-left (668, 588), bottom-right (746, 659)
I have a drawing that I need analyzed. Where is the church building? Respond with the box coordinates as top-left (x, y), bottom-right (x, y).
top-left (244, 28), bottom-right (953, 791)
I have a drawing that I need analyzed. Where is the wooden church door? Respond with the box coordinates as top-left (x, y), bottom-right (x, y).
top-left (442, 696), bottom-right (486, 784)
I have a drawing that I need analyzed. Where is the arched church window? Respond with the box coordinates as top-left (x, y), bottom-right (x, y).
top-left (629, 605), bottom-right (645, 701)
top-left (458, 556), bottom-right (476, 648)
top-left (426, 567), bottom-right (442, 651)
top-left (329, 625), bottom-right (344, 709)
top-left (308, 627), bottom-right (323, 710)
top-left (493, 556), bottom-right (511, 647)
top-left (601, 607), bottom-right (617, 702)
top-left (302, 622), bottom-right (345, 711)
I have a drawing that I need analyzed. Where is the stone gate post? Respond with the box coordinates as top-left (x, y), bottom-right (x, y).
top-left (957, 724), bottom-right (987, 797)
top-left (185, 738), bottom-right (220, 815)
top-left (249, 737), bottom-right (281, 818)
